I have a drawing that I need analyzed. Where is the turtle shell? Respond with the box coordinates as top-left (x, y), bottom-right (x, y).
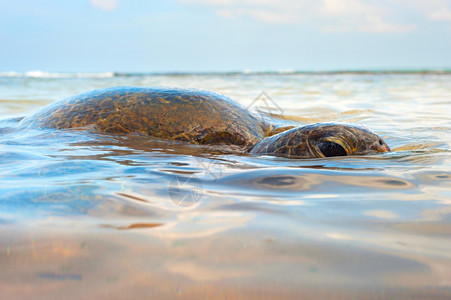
top-left (19, 87), bottom-right (268, 148)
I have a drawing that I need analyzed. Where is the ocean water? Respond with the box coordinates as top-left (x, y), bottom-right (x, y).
top-left (0, 72), bottom-right (450, 299)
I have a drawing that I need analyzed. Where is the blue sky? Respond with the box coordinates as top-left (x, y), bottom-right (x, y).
top-left (1, 0), bottom-right (451, 72)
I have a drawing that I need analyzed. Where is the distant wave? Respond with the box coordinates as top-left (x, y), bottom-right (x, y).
top-left (1, 69), bottom-right (450, 78)
top-left (0, 71), bottom-right (115, 78)
top-left (117, 69), bottom-right (451, 76)
top-left (238, 69), bottom-right (451, 75)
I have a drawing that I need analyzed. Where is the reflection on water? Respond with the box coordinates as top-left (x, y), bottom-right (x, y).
top-left (0, 73), bottom-right (450, 298)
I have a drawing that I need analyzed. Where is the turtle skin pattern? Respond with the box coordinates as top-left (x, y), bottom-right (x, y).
top-left (250, 123), bottom-right (390, 158)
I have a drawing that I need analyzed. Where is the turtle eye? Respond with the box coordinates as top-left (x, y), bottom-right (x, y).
top-left (317, 141), bottom-right (347, 157)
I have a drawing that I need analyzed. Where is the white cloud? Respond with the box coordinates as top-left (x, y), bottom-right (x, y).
top-left (321, 1), bottom-right (416, 34)
top-left (364, 210), bottom-right (398, 219)
top-left (216, 8), bottom-right (301, 24)
top-left (319, 0), bottom-right (415, 33)
top-left (322, 0), bottom-right (376, 16)
top-left (179, 0), bottom-right (451, 33)
top-left (359, 15), bottom-right (416, 33)
top-left (428, 9), bottom-right (451, 21)
top-left (247, 9), bottom-right (300, 24)
top-left (89, 0), bottom-right (119, 11)
top-left (421, 1), bottom-right (451, 22)
top-left (180, 0), bottom-right (285, 5)
top-left (182, 0), bottom-right (312, 24)
top-left (392, 0), bottom-right (451, 21)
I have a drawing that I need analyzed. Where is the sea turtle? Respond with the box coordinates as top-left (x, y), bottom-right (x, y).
top-left (18, 86), bottom-right (390, 158)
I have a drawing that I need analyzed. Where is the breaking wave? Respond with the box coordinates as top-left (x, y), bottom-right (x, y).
top-left (0, 70), bottom-right (115, 78)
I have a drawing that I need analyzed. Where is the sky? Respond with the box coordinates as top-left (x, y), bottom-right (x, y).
top-left (1, 0), bottom-right (451, 72)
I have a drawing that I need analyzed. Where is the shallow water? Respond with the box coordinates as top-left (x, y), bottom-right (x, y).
top-left (0, 73), bottom-right (450, 299)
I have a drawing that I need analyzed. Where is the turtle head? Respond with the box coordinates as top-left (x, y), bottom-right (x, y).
top-left (250, 123), bottom-right (390, 158)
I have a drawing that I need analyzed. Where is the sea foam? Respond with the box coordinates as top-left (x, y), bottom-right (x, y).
top-left (0, 70), bottom-right (115, 78)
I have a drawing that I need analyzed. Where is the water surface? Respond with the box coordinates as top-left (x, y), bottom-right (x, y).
top-left (0, 72), bottom-right (450, 299)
